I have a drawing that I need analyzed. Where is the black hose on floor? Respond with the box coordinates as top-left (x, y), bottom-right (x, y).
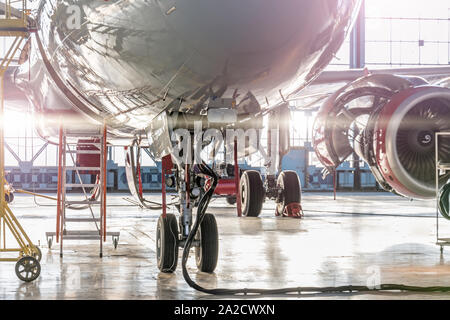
top-left (181, 163), bottom-right (450, 296)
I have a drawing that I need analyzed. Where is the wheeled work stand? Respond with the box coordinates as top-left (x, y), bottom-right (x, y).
top-left (435, 132), bottom-right (450, 253)
top-left (0, 0), bottom-right (41, 282)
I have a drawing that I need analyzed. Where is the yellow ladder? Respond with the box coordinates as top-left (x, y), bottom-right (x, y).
top-left (0, 0), bottom-right (41, 282)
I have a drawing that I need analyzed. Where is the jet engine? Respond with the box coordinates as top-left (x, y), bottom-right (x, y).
top-left (372, 86), bottom-right (450, 199)
top-left (313, 74), bottom-right (450, 199)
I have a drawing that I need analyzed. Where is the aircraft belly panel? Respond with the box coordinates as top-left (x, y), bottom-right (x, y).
top-left (15, 0), bottom-right (360, 139)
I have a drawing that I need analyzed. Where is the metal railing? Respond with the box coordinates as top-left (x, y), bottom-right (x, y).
top-left (1, 0), bottom-right (28, 21)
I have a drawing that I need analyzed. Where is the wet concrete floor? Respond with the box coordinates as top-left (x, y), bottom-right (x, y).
top-left (1, 192), bottom-right (450, 300)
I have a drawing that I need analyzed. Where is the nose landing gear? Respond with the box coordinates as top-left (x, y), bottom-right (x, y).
top-left (195, 213), bottom-right (219, 273)
top-left (156, 211), bottom-right (220, 274)
top-left (157, 162), bottom-right (219, 274)
top-left (156, 214), bottom-right (179, 273)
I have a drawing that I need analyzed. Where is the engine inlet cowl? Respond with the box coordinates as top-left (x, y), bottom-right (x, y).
top-left (374, 86), bottom-right (450, 199)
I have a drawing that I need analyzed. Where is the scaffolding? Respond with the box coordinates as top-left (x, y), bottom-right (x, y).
top-left (0, 0), bottom-right (41, 282)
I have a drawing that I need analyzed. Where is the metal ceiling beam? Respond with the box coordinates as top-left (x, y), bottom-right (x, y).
top-left (350, 0), bottom-right (366, 69)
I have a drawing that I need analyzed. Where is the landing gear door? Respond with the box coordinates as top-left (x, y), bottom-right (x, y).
top-left (146, 112), bottom-right (173, 160)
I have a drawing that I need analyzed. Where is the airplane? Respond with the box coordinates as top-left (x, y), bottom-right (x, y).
top-left (2, 0), bottom-right (450, 276)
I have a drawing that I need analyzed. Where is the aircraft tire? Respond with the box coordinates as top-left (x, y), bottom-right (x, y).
top-left (156, 214), bottom-right (179, 273)
top-left (195, 214), bottom-right (219, 273)
top-left (276, 171), bottom-right (301, 215)
top-left (240, 170), bottom-right (265, 217)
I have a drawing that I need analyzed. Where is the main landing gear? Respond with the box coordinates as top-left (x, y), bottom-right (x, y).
top-left (237, 169), bottom-right (302, 218)
top-left (210, 166), bottom-right (303, 218)
top-left (214, 166), bottom-right (302, 218)
top-left (274, 171), bottom-right (302, 217)
top-left (240, 170), bottom-right (265, 217)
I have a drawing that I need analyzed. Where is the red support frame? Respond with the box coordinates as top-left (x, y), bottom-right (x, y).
top-left (136, 150), bottom-right (144, 199)
top-left (214, 179), bottom-right (237, 195)
top-left (102, 124), bottom-right (107, 241)
top-left (333, 169), bottom-right (337, 201)
top-left (160, 139), bottom-right (241, 217)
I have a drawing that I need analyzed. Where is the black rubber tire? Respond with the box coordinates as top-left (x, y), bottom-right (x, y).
top-left (15, 256), bottom-right (41, 282)
top-left (240, 170), bottom-right (265, 217)
top-left (226, 196), bottom-right (236, 205)
top-left (195, 214), bottom-right (219, 273)
top-left (5, 192), bottom-right (14, 204)
top-left (156, 214), bottom-right (179, 273)
top-left (276, 171), bottom-right (301, 215)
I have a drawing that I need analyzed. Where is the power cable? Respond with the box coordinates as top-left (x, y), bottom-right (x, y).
top-left (180, 163), bottom-right (450, 296)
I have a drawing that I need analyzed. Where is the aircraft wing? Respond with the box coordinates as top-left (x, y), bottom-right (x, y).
top-left (289, 66), bottom-right (450, 111)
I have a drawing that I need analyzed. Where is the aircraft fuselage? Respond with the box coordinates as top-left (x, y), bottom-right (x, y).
top-left (13, 0), bottom-right (360, 143)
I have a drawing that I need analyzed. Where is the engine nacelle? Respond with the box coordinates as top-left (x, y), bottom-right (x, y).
top-left (373, 86), bottom-right (450, 199)
top-left (313, 74), bottom-right (450, 200)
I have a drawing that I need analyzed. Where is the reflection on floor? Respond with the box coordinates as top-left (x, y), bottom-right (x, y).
top-left (1, 192), bottom-right (450, 300)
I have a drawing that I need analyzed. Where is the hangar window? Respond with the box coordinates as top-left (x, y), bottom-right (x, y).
top-left (330, 0), bottom-right (450, 69)
top-left (365, 0), bottom-right (450, 67)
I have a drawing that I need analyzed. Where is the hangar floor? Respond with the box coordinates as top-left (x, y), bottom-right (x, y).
top-left (1, 192), bottom-right (450, 300)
